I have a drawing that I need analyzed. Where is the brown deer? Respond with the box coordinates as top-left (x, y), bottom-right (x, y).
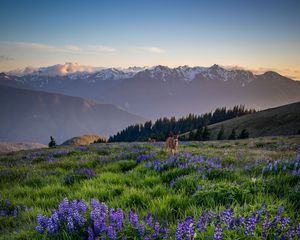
top-left (165, 134), bottom-right (179, 155)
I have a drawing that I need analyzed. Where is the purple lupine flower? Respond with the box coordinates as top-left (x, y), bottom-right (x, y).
top-left (160, 227), bottom-right (169, 239)
top-left (152, 221), bottom-right (160, 238)
top-left (245, 213), bottom-right (258, 236)
top-left (183, 216), bottom-right (195, 239)
top-left (91, 198), bottom-right (100, 211)
top-left (73, 211), bottom-right (86, 227)
top-left (47, 209), bottom-right (60, 235)
top-left (198, 211), bottom-right (208, 232)
top-left (144, 235), bottom-right (150, 240)
top-left (286, 227), bottom-right (295, 239)
top-left (277, 205), bottom-right (285, 215)
top-left (110, 208), bottom-right (124, 230)
top-left (257, 202), bottom-right (267, 215)
top-left (88, 226), bottom-right (94, 240)
top-left (220, 206), bottom-right (234, 229)
top-left (175, 222), bottom-right (184, 240)
top-left (67, 216), bottom-right (75, 233)
top-left (12, 207), bottom-right (18, 217)
top-left (107, 225), bottom-right (116, 240)
top-left (100, 202), bottom-right (109, 216)
top-left (94, 218), bottom-right (107, 234)
top-left (296, 223), bottom-right (300, 236)
top-left (262, 214), bottom-right (271, 230)
top-left (213, 222), bottom-right (223, 240)
top-left (138, 223), bottom-right (145, 237)
top-left (235, 216), bottom-right (245, 228)
top-left (58, 197), bottom-right (69, 220)
top-left (78, 168), bottom-right (96, 178)
top-left (146, 161), bottom-right (152, 169)
top-left (129, 209), bottom-right (139, 227)
top-left (144, 213), bottom-right (153, 227)
top-left (36, 214), bottom-right (48, 233)
top-left (78, 199), bottom-right (88, 213)
top-left (281, 217), bottom-right (291, 231)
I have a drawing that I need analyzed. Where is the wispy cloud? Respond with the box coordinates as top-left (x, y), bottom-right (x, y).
top-left (88, 45), bottom-right (116, 52)
top-left (0, 41), bottom-right (116, 54)
top-left (0, 55), bottom-right (14, 61)
top-left (65, 45), bottom-right (82, 52)
top-left (136, 47), bottom-right (166, 54)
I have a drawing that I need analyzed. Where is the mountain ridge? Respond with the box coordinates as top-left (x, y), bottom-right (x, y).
top-left (0, 84), bottom-right (145, 144)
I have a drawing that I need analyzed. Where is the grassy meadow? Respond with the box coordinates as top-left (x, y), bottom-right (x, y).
top-left (0, 136), bottom-right (300, 239)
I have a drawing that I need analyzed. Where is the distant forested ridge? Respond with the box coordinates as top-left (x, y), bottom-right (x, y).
top-left (109, 105), bottom-right (255, 142)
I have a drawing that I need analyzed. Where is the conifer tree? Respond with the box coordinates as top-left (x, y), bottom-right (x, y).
top-left (228, 128), bottom-right (236, 140)
top-left (217, 125), bottom-right (224, 140)
top-left (202, 126), bottom-right (210, 141)
top-left (238, 129), bottom-right (249, 139)
top-left (48, 136), bottom-right (56, 148)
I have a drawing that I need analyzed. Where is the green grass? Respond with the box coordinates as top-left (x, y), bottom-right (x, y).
top-left (0, 136), bottom-right (299, 239)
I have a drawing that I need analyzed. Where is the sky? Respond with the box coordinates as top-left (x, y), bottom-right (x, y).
top-left (0, 0), bottom-right (300, 79)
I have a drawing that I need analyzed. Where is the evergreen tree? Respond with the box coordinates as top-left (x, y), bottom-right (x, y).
top-left (109, 105), bottom-right (256, 142)
top-left (202, 126), bottom-right (210, 141)
top-left (217, 125), bottom-right (224, 140)
top-left (48, 136), bottom-right (56, 148)
top-left (228, 128), bottom-right (236, 140)
top-left (238, 129), bottom-right (249, 139)
top-left (195, 126), bottom-right (203, 141)
top-left (189, 131), bottom-right (195, 141)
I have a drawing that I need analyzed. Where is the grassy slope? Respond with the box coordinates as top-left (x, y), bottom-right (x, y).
top-left (61, 135), bottom-right (107, 146)
top-left (207, 101), bottom-right (300, 140)
top-left (0, 136), bottom-right (299, 239)
top-left (0, 142), bottom-right (47, 153)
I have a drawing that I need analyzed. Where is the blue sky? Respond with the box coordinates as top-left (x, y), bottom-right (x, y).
top-left (0, 0), bottom-right (299, 78)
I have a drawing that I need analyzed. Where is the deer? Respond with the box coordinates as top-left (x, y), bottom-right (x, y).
top-left (165, 134), bottom-right (179, 155)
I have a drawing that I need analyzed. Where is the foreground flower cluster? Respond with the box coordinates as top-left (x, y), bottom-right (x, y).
top-left (36, 198), bottom-right (300, 239)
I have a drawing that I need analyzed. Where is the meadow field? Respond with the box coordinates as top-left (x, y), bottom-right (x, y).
top-left (0, 136), bottom-right (300, 239)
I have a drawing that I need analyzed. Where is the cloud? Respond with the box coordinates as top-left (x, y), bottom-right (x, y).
top-left (0, 41), bottom-right (116, 54)
top-left (88, 45), bottom-right (116, 52)
top-left (135, 47), bottom-right (166, 54)
top-left (0, 41), bottom-right (56, 50)
top-left (65, 45), bottom-right (81, 52)
top-left (0, 55), bottom-right (14, 61)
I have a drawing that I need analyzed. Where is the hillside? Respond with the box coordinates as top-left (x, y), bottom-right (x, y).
top-left (0, 84), bottom-right (144, 144)
top-left (206, 101), bottom-right (300, 139)
top-left (62, 134), bottom-right (107, 146)
top-left (0, 142), bottom-right (47, 153)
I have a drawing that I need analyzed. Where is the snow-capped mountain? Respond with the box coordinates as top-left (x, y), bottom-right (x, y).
top-left (2, 63), bottom-right (300, 119)
top-left (5, 62), bottom-right (256, 83)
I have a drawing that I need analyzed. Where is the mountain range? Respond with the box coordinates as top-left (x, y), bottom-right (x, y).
top-left (2, 63), bottom-right (300, 119)
top-left (1, 62), bottom-right (300, 144)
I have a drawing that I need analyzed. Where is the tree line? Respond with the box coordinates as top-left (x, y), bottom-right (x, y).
top-left (109, 105), bottom-right (255, 142)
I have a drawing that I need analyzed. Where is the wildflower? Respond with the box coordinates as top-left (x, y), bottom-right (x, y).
top-left (36, 214), bottom-right (48, 233)
top-left (175, 222), bottom-right (184, 240)
top-left (245, 213), bottom-right (258, 236)
top-left (88, 226), bottom-right (94, 240)
top-left (144, 213), bottom-right (153, 227)
top-left (129, 209), bottom-right (139, 228)
top-left (47, 209), bottom-right (60, 235)
top-left (213, 222), bottom-right (223, 240)
top-left (138, 223), bottom-right (145, 237)
top-left (107, 225), bottom-right (117, 240)
top-left (281, 217), bottom-right (291, 231)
